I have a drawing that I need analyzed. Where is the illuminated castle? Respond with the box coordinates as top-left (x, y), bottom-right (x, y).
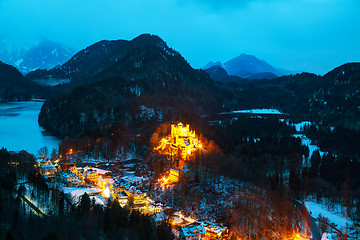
top-left (170, 123), bottom-right (200, 159)
top-left (155, 122), bottom-right (202, 160)
top-left (155, 123), bottom-right (203, 187)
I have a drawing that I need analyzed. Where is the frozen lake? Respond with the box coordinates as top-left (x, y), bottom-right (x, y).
top-left (0, 101), bottom-right (61, 154)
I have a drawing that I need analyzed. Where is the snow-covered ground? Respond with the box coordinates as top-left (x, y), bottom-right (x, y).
top-left (232, 108), bottom-right (283, 115)
top-left (293, 134), bottom-right (325, 158)
top-left (62, 187), bottom-right (102, 203)
top-left (305, 201), bottom-right (353, 235)
top-left (293, 121), bottom-right (312, 132)
top-left (22, 183), bottom-right (50, 215)
top-left (90, 195), bottom-right (106, 206)
top-left (121, 170), bottom-right (148, 184)
top-left (74, 152), bottom-right (135, 163)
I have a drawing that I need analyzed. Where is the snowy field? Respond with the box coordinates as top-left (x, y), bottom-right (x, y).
top-left (62, 187), bottom-right (102, 202)
top-left (305, 201), bottom-right (353, 229)
top-left (293, 121), bottom-right (312, 132)
top-left (293, 134), bottom-right (325, 158)
top-left (232, 108), bottom-right (283, 115)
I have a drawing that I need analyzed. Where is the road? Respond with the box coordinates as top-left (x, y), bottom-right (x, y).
top-left (293, 200), bottom-right (321, 240)
top-left (19, 194), bottom-right (48, 217)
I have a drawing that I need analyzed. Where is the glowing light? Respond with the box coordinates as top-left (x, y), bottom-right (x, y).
top-left (104, 187), bottom-right (110, 198)
top-left (67, 148), bottom-right (74, 155)
top-left (153, 123), bottom-right (204, 162)
top-left (292, 232), bottom-right (308, 240)
top-left (158, 175), bottom-right (171, 187)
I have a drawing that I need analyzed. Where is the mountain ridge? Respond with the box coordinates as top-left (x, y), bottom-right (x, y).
top-left (37, 34), bottom-right (230, 137)
top-left (203, 54), bottom-right (290, 80)
top-left (0, 37), bottom-right (75, 74)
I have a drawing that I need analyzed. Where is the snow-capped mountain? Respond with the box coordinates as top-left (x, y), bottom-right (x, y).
top-left (0, 36), bottom-right (76, 74)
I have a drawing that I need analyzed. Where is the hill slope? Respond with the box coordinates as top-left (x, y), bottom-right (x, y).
top-left (38, 34), bottom-right (230, 137)
top-left (0, 61), bottom-right (41, 102)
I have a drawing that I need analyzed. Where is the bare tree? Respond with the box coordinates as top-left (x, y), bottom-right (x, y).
top-left (38, 146), bottom-right (49, 159)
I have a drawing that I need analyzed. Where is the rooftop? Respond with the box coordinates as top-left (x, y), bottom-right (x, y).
top-left (181, 224), bottom-right (206, 237)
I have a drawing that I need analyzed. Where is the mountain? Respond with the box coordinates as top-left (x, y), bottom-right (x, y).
top-left (35, 34), bottom-right (360, 137)
top-left (308, 63), bottom-right (360, 128)
top-left (203, 54), bottom-right (289, 80)
top-left (224, 54), bottom-right (281, 78)
top-left (0, 37), bottom-right (75, 74)
top-left (203, 61), bottom-right (224, 70)
top-left (0, 61), bottom-right (41, 102)
top-left (38, 34), bottom-right (231, 137)
top-left (220, 62), bottom-right (360, 128)
top-left (204, 65), bottom-right (230, 82)
top-left (205, 65), bottom-right (277, 83)
top-left (26, 39), bottom-right (128, 86)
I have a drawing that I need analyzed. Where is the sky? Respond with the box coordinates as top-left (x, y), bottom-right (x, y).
top-left (0, 0), bottom-right (359, 75)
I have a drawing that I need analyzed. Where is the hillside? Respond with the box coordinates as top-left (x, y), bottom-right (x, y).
top-left (38, 34), bottom-right (231, 137)
top-left (221, 63), bottom-right (360, 127)
top-left (308, 63), bottom-right (360, 128)
top-left (26, 39), bottom-right (127, 86)
top-left (35, 34), bottom-right (360, 138)
top-left (0, 61), bottom-right (42, 102)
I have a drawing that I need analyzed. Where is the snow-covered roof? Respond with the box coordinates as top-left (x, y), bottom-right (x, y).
top-left (201, 221), bottom-right (227, 234)
top-left (41, 164), bottom-right (56, 171)
top-left (58, 170), bottom-right (78, 179)
top-left (181, 224), bottom-right (206, 237)
top-left (62, 187), bottom-right (102, 202)
top-left (83, 166), bottom-right (111, 175)
top-left (151, 212), bottom-right (167, 222)
top-left (305, 201), bottom-right (353, 229)
top-left (90, 195), bottom-right (106, 206)
top-left (36, 158), bottom-right (47, 164)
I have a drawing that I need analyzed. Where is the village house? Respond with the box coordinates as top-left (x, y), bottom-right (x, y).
top-left (117, 191), bottom-right (129, 207)
top-left (133, 189), bottom-right (146, 206)
top-left (38, 161), bottom-right (57, 177)
top-left (169, 168), bottom-right (180, 182)
top-left (56, 170), bottom-right (81, 185)
top-left (201, 221), bottom-right (229, 240)
top-left (180, 224), bottom-right (206, 240)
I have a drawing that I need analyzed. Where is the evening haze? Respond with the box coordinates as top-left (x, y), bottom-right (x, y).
top-left (1, 0), bottom-right (359, 75)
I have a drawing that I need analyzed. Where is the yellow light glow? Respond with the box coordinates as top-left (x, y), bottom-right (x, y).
top-left (104, 187), bottom-right (110, 198)
top-left (154, 123), bottom-right (204, 161)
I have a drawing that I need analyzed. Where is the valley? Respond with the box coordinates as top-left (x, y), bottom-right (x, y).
top-left (1, 34), bottom-right (360, 240)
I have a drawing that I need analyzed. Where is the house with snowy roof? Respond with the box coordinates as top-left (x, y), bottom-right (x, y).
top-left (56, 170), bottom-right (81, 185)
top-left (39, 162), bottom-right (57, 176)
top-left (180, 224), bottom-right (206, 240)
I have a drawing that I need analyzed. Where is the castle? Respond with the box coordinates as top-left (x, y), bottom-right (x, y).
top-left (169, 122), bottom-right (201, 159)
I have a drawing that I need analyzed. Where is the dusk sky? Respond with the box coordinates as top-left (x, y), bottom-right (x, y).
top-left (1, 0), bottom-right (359, 74)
